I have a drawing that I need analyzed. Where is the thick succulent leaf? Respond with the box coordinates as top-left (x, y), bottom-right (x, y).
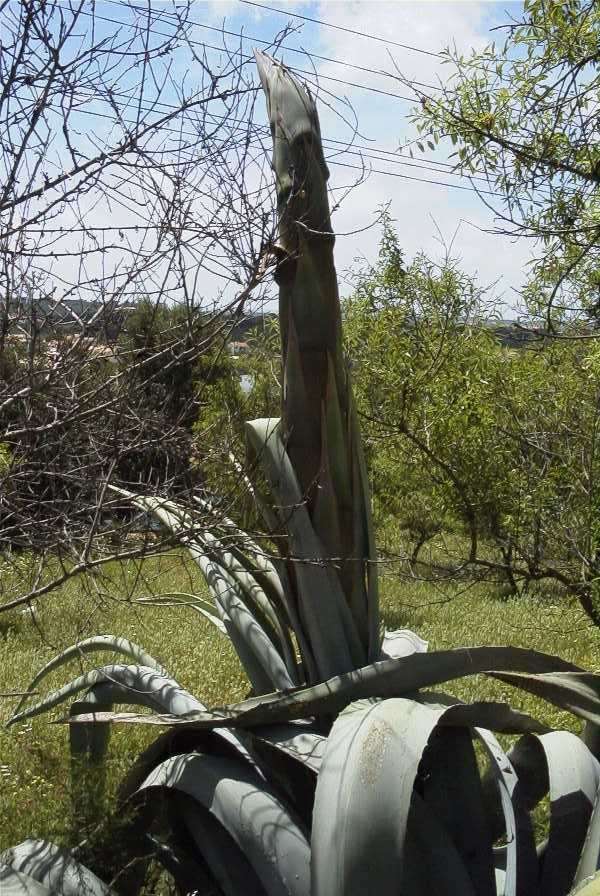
top-left (193, 500), bottom-right (300, 658)
top-left (248, 723), bottom-right (326, 824)
top-left (9, 663), bottom-right (200, 727)
top-left (198, 552), bottom-right (294, 692)
top-left (177, 798), bottom-right (268, 896)
top-left (539, 732), bottom-right (600, 896)
top-left (418, 725), bottom-right (495, 893)
top-left (117, 725), bottom-right (263, 816)
top-left (0, 840), bottom-right (112, 895)
top-left (311, 697), bottom-right (503, 896)
top-left (246, 417), bottom-right (366, 676)
top-left (575, 773), bottom-right (600, 884)
top-left (0, 867), bottom-right (51, 895)
top-left (135, 593), bottom-right (227, 635)
top-left (227, 449), bottom-right (283, 534)
top-left (401, 791), bottom-right (478, 895)
top-left (199, 528), bottom-right (299, 681)
top-left (477, 728), bottom-right (538, 896)
top-left (506, 733), bottom-right (600, 896)
top-left (69, 646), bottom-right (600, 731)
top-left (111, 487), bottom-right (295, 692)
top-left (10, 635), bottom-right (167, 721)
top-left (138, 751), bottom-right (311, 896)
top-left (192, 497), bottom-right (282, 584)
top-left (491, 670), bottom-right (600, 726)
top-left (349, 393), bottom-right (380, 660)
top-left (251, 722), bottom-right (326, 774)
top-left (381, 629), bottom-right (428, 660)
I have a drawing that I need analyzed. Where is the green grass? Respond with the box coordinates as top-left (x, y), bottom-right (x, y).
top-left (2, 546), bottom-right (600, 856)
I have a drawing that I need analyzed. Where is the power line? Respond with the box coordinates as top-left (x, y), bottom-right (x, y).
top-left (57, 95), bottom-right (491, 185)
top-left (328, 159), bottom-right (498, 196)
top-left (239, 0), bottom-right (441, 59)
top-left (101, 0), bottom-right (443, 93)
top-left (70, 5), bottom-right (419, 104)
top-left (40, 98), bottom-right (498, 197)
top-left (54, 5), bottom-right (503, 181)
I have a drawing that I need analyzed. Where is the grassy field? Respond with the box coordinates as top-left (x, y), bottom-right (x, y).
top-left (1, 546), bottom-right (600, 856)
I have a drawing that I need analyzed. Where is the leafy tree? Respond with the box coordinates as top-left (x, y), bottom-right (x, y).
top-left (410, 0), bottom-right (600, 328)
top-left (346, 214), bottom-right (600, 624)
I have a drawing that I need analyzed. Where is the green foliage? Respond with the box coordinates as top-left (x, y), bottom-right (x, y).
top-left (191, 317), bottom-right (281, 500)
top-left (346, 214), bottom-right (600, 620)
top-left (411, 0), bottom-right (600, 325)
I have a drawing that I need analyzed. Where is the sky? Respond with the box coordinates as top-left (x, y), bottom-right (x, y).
top-left (194, 0), bottom-right (531, 312)
top-left (10, 0), bottom-right (531, 316)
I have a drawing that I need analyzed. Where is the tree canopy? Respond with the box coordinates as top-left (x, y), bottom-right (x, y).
top-left (411, 0), bottom-right (600, 328)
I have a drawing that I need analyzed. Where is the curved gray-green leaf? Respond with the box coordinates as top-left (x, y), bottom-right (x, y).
top-left (508, 732), bottom-right (600, 896)
top-left (0, 867), bottom-right (52, 895)
top-left (311, 697), bottom-right (500, 896)
top-left (0, 840), bottom-right (113, 895)
top-left (10, 635), bottom-right (167, 721)
top-left (138, 751), bottom-right (311, 896)
top-left (111, 487), bottom-right (295, 692)
top-left (73, 645), bottom-right (600, 732)
top-left (9, 664), bottom-right (200, 727)
top-left (246, 418), bottom-right (365, 677)
top-left (476, 728), bottom-right (538, 896)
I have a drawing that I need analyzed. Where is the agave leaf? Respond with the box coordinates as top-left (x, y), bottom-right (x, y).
top-left (9, 664), bottom-right (201, 727)
top-left (251, 722), bottom-right (326, 774)
top-left (215, 461), bottom-right (319, 683)
top-left (227, 449), bottom-right (284, 534)
top-left (349, 393), bottom-right (380, 660)
top-left (477, 728), bottom-right (538, 896)
top-left (491, 670), bottom-right (600, 726)
top-left (67, 668), bottom-right (206, 773)
top-left (0, 840), bottom-right (112, 895)
top-left (176, 797), bottom-right (268, 896)
top-left (418, 725), bottom-right (495, 892)
top-left (248, 723), bottom-right (326, 825)
top-left (138, 751), bottom-right (311, 896)
top-left (134, 593), bottom-right (228, 635)
top-left (540, 732), bottom-right (600, 896)
top-left (311, 697), bottom-right (502, 896)
top-left (193, 498), bottom-right (298, 637)
top-left (506, 732), bottom-right (600, 896)
top-left (401, 791), bottom-right (478, 895)
top-left (324, 351), bottom-right (352, 511)
top-left (312, 399), bottom-right (343, 570)
top-left (68, 645), bottom-right (600, 732)
top-left (246, 417), bottom-right (365, 676)
top-left (0, 867), bottom-right (51, 895)
top-left (380, 629), bottom-right (428, 660)
top-left (575, 776), bottom-right (600, 885)
top-left (10, 635), bottom-right (167, 720)
top-left (199, 528), bottom-right (299, 682)
top-left (197, 505), bottom-right (317, 684)
top-left (198, 553), bottom-right (295, 693)
top-left (283, 308), bottom-right (318, 498)
top-left (111, 487), bottom-right (295, 692)
top-left (117, 724), bottom-right (262, 815)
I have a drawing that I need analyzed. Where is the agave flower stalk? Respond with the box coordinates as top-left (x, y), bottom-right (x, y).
top-left (252, 51), bottom-right (379, 676)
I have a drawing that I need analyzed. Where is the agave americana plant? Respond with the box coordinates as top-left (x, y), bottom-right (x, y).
top-left (5, 51), bottom-right (600, 896)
